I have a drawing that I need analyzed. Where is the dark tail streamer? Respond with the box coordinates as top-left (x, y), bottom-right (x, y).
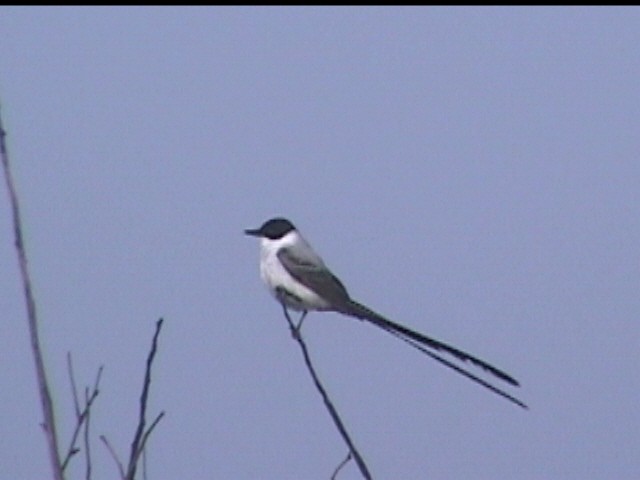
top-left (344, 300), bottom-right (528, 409)
top-left (380, 325), bottom-right (528, 409)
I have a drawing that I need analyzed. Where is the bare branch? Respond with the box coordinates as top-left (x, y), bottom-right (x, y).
top-left (142, 447), bottom-right (148, 480)
top-left (331, 452), bottom-right (353, 480)
top-left (125, 318), bottom-right (165, 480)
top-left (280, 304), bottom-right (372, 480)
top-left (100, 435), bottom-right (126, 480)
top-left (1, 105), bottom-right (63, 480)
top-left (62, 356), bottom-right (103, 472)
top-left (68, 353), bottom-right (81, 418)
top-left (85, 362), bottom-right (103, 480)
top-left (130, 411), bottom-right (165, 472)
top-left (83, 387), bottom-right (93, 480)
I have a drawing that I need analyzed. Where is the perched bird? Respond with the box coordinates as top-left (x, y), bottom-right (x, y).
top-left (245, 217), bottom-right (526, 409)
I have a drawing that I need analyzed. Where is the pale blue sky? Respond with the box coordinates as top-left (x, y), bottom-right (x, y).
top-left (1, 7), bottom-right (639, 479)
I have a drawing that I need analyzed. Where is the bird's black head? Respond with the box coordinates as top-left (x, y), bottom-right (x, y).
top-left (244, 217), bottom-right (296, 240)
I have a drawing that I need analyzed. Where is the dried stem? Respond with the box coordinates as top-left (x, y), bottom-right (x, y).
top-left (1, 105), bottom-right (63, 479)
top-left (62, 354), bottom-right (103, 472)
top-left (100, 435), bottom-right (126, 480)
top-left (83, 387), bottom-right (94, 480)
top-left (331, 452), bottom-right (353, 480)
top-left (280, 304), bottom-right (372, 480)
top-left (100, 319), bottom-right (165, 480)
top-left (125, 318), bottom-right (165, 480)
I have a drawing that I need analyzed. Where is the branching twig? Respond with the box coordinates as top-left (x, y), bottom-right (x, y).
top-left (1, 105), bottom-right (64, 480)
top-left (100, 435), bottom-right (126, 480)
top-left (138, 411), bottom-right (165, 454)
top-left (83, 387), bottom-right (94, 480)
top-left (280, 304), bottom-right (372, 480)
top-left (142, 447), bottom-right (148, 480)
top-left (68, 353), bottom-right (82, 418)
top-left (100, 319), bottom-right (165, 480)
top-left (331, 452), bottom-right (353, 480)
top-left (62, 353), bottom-right (103, 472)
top-left (3, 106), bottom-right (166, 480)
top-left (125, 318), bottom-right (166, 480)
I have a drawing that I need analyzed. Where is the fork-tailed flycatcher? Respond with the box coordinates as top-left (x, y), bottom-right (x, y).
top-left (245, 217), bottom-right (526, 409)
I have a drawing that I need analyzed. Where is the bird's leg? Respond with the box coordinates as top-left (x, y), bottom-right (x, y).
top-left (280, 302), bottom-right (304, 340)
top-left (295, 311), bottom-right (308, 332)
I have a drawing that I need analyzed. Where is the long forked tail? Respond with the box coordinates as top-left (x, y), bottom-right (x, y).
top-left (344, 300), bottom-right (527, 408)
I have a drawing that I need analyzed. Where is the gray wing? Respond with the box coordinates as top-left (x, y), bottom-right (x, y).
top-left (277, 246), bottom-right (352, 308)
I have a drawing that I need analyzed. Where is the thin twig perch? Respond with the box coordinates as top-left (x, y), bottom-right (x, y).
top-left (1, 105), bottom-right (64, 480)
top-left (280, 304), bottom-right (372, 480)
top-left (125, 318), bottom-right (166, 480)
top-left (100, 319), bottom-right (166, 480)
top-left (100, 435), bottom-right (126, 479)
top-left (62, 354), bottom-right (103, 471)
top-left (331, 452), bottom-right (353, 480)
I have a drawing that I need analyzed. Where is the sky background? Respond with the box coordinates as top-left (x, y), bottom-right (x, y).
top-left (1, 7), bottom-right (639, 480)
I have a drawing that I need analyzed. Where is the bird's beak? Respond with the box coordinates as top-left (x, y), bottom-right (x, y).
top-left (244, 228), bottom-right (262, 237)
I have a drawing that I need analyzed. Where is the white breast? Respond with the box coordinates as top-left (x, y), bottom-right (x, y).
top-left (259, 233), bottom-right (332, 311)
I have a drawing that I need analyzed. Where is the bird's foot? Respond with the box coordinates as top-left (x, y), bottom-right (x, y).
top-left (291, 311), bottom-right (307, 340)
